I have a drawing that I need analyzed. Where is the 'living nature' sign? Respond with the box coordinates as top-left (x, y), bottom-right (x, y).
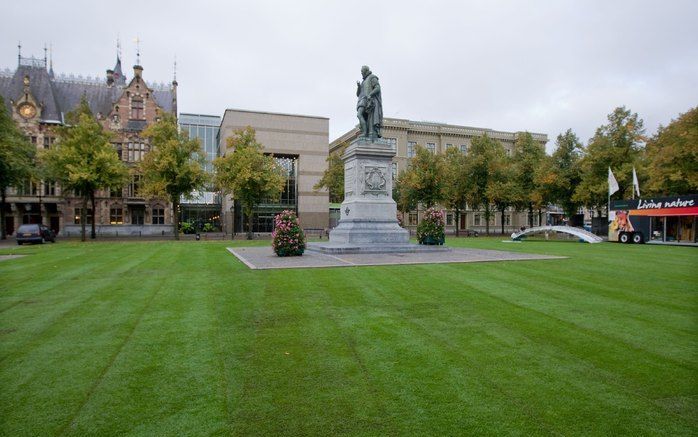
top-left (637, 198), bottom-right (695, 210)
top-left (611, 194), bottom-right (698, 217)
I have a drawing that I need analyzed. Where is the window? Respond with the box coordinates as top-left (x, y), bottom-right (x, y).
top-left (426, 143), bottom-right (436, 154)
top-left (408, 141), bottom-right (417, 158)
top-left (446, 143), bottom-right (453, 150)
top-left (114, 143), bottom-right (123, 160)
top-left (505, 147), bottom-right (512, 157)
top-left (31, 136), bottom-right (37, 145)
top-left (446, 213), bottom-right (454, 226)
top-left (460, 144), bottom-right (468, 153)
top-left (43, 181), bottom-right (56, 196)
top-left (152, 208), bottom-right (165, 225)
top-left (127, 142), bottom-right (147, 162)
top-left (128, 174), bottom-right (142, 197)
top-left (131, 98), bottom-right (144, 119)
top-left (110, 208), bottom-right (123, 224)
top-left (391, 162), bottom-right (397, 180)
top-left (74, 208), bottom-right (93, 225)
top-left (18, 179), bottom-right (38, 196)
top-left (409, 212), bottom-right (418, 226)
top-left (474, 214), bottom-right (481, 226)
top-left (43, 136), bottom-right (54, 149)
top-left (504, 214), bottom-right (511, 226)
top-left (386, 137), bottom-right (397, 149)
top-left (110, 186), bottom-right (122, 198)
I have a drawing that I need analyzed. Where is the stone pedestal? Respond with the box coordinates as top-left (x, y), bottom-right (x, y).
top-left (309, 137), bottom-right (448, 254)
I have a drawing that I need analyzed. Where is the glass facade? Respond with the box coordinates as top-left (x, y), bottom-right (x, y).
top-left (234, 154), bottom-right (299, 233)
top-left (178, 113), bottom-right (222, 231)
top-left (179, 113), bottom-right (221, 173)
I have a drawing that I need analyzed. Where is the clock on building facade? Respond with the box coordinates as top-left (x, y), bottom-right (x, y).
top-left (18, 102), bottom-right (36, 119)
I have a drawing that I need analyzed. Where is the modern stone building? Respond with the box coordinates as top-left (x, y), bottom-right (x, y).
top-left (330, 118), bottom-right (549, 234)
top-left (219, 109), bottom-right (329, 234)
top-left (0, 48), bottom-right (177, 237)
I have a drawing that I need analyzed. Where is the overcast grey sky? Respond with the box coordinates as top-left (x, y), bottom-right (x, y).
top-left (2, 0), bottom-right (697, 151)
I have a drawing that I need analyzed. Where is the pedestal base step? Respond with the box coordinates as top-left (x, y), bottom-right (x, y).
top-left (307, 242), bottom-right (451, 254)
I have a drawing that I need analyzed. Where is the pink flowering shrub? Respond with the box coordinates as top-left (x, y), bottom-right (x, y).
top-left (272, 210), bottom-right (306, 256)
top-left (417, 207), bottom-right (445, 245)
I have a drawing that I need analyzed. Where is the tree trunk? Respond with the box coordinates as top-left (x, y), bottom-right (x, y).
top-left (501, 207), bottom-right (505, 235)
top-left (454, 207), bottom-right (460, 237)
top-left (538, 209), bottom-right (543, 227)
top-left (528, 203), bottom-right (534, 227)
top-left (90, 190), bottom-right (96, 239)
top-left (172, 197), bottom-right (180, 240)
top-left (246, 203), bottom-right (254, 240)
top-left (0, 188), bottom-right (6, 240)
top-left (485, 206), bottom-right (491, 236)
top-left (81, 196), bottom-right (87, 242)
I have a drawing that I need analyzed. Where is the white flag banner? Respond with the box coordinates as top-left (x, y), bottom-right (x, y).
top-left (632, 167), bottom-right (641, 197)
top-left (608, 167), bottom-right (619, 196)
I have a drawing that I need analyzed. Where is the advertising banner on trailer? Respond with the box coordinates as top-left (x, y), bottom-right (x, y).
top-left (609, 194), bottom-right (698, 244)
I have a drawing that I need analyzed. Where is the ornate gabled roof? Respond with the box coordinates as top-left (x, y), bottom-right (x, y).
top-left (0, 58), bottom-right (175, 124)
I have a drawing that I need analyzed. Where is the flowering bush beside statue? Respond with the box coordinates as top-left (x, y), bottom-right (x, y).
top-left (417, 207), bottom-right (445, 245)
top-left (272, 210), bottom-right (306, 256)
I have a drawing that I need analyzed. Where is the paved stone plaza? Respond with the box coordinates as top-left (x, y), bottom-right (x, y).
top-left (227, 246), bottom-right (564, 270)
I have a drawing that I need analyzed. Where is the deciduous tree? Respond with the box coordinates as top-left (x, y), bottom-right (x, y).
top-left (644, 106), bottom-right (698, 195)
top-left (43, 103), bottom-right (128, 241)
top-left (0, 96), bottom-right (35, 239)
top-left (440, 147), bottom-right (470, 236)
top-left (314, 144), bottom-right (345, 203)
top-left (401, 145), bottom-right (443, 209)
top-left (141, 113), bottom-right (208, 240)
top-left (513, 132), bottom-right (546, 226)
top-left (574, 106), bottom-right (645, 215)
top-left (465, 134), bottom-right (504, 235)
top-left (213, 127), bottom-right (285, 239)
top-left (537, 129), bottom-right (584, 219)
top-left (393, 170), bottom-right (417, 223)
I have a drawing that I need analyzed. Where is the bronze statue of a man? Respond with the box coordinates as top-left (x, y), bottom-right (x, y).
top-left (356, 65), bottom-right (383, 139)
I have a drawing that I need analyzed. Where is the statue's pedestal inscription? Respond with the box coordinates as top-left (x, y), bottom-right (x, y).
top-left (309, 138), bottom-right (448, 254)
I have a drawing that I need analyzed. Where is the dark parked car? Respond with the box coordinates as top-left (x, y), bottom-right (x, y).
top-left (463, 229), bottom-right (479, 237)
top-left (16, 224), bottom-right (56, 245)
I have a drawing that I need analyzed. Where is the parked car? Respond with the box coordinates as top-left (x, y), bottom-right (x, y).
top-left (463, 229), bottom-right (479, 237)
top-left (16, 224), bottom-right (56, 245)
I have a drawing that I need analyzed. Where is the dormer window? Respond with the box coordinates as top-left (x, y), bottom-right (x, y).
top-left (131, 98), bottom-right (144, 119)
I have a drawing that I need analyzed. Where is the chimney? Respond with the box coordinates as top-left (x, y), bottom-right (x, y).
top-left (106, 69), bottom-right (114, 86)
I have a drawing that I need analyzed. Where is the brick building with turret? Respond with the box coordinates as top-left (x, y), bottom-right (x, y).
top-left (0, 45), bottom-right (178, 237)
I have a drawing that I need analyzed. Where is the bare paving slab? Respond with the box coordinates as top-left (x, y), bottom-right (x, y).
top-left (0, 255), bottom-right (26, 262)
top-left (227, 246), bottom-right (564, 270)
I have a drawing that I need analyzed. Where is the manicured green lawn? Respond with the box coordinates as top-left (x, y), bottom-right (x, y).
top-left (0, 238), bottom-right (696, 436)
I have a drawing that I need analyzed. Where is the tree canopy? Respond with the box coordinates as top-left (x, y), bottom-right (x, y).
top-left (141, 113), bottom-right (209, 240)
top-left (440, 147), bottom-right (470, 236)
top-left (644, 106), bottom-right (698, 196)
top-left (465, 134), bottom-right (506, 235)
top-left (400, 145), bottom-right (443, 209)
top-left (0, 95), bottom-right (36, 239)
top-left (213, 127), bottom-right (286, 239)
top-left (43, 107), bottom-right (127, 241)
top-left (512, 132), bottom-right (546, 226)
top-left (574, 106), bottom-right (645, 212)
top-left (537, 129), bottom-right (584, 218)
top-left (314, 144), bottom-right (345, 203)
